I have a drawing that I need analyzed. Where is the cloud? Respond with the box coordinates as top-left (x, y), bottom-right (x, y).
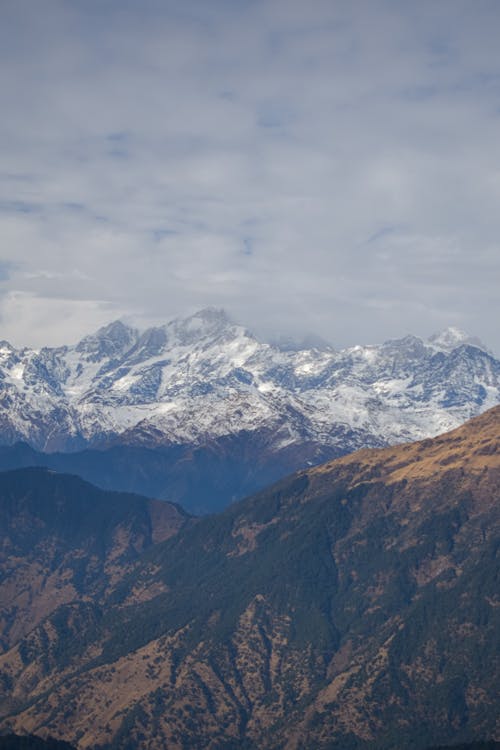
top-left (0, 0), bottom-right (500, 352)
top-left (0, 290), bottom-right (121, 348)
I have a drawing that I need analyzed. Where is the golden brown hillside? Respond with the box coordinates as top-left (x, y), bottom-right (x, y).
top-left (0, 408), bottom-right (498, 749)
top-left (315, 403), bottom-right (499, 483)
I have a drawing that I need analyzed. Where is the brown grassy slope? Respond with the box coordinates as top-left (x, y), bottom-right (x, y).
top-left (0, 408), bottom-right (498, 750)
top-left (313, 402), bottom-right (499, 488)
top-left (0, 469), bottom-right (188, 653)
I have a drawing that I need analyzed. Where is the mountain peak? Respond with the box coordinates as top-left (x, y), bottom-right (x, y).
top-left (428, 326), bottom-right (488, 352)
top-left (75, 320), bottom-right (138, 361)
top-left (183, 306), bottom-right (235, 331)
top-left (194, 306), bottom-right (231, 324)
top-left (168, 307), bottom-right (241, 345)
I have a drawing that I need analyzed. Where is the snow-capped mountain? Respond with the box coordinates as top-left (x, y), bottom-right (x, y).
top-left (0, 308), bottom-right (498, 453)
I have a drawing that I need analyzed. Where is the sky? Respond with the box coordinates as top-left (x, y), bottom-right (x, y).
top-left (1, 0), bottom-right (500, 353)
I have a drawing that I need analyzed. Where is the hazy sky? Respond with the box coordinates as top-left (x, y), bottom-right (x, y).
top-left (1, 0), bottom-right (500, 352)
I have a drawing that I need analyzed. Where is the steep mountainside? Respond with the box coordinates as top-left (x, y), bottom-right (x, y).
top-left (0, 434), bottom-right (336, 516)
top-left (0, 736), bottom-right (76, 750)
top-left (0, 407), bottom-right (498, 749)
top-left (0, 469), bottom-right (189, 653)
top-left (0, 308), bottom-right (498, 454)
top-left (1, 308), bottom-right (498, 513)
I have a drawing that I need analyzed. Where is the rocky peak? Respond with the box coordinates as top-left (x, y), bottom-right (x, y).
top-left (428, 326), bottom-right (488, 353)
top-left (167, 307), bottom-right (244, 346)
top-left (75, 320), bottom-right (138, 362)
top-left (126, 326), bottom-right (170, 362)
top-left (380, 334), bottom-right (428, 360)
top-left (0, 310), bottom-right (497, 455)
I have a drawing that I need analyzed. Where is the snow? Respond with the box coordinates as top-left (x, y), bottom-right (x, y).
top-left (112, 374), bottom-right (138, 391)
top-left (10, 364), bottom-right (25, 381)
top-left (0, 312), bottom-right (498, 453)
top-left (428, 327), bottom-right (489, 353)
top-left (154, 401), bottom-right (180, 414)
top-left (257, 381), bottom-right (276, 394)
top-left (372, 377), bottom-right (413, 400)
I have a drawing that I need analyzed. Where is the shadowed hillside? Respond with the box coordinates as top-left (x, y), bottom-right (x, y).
top-left (0, 735), bottom-right (75, 749)
top-left (0, 407), bottom-right (498, 749)
top-left (0, 468), bottom-right (190, 653)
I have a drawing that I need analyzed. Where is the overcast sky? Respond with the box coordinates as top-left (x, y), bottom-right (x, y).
top-left (1, 0), bottom-right (500, 352)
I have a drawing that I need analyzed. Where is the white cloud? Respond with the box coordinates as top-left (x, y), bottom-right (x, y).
top-left (1, 0), bottom-right (499, 352)
top-left (0, 290), bottom-right (121, 348)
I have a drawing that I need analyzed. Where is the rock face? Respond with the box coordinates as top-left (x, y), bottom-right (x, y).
top-left (0, 406), bottom-right (498, 749)
top-left (0, 309), bottom-right (498, 454)
top-left (1, 310), bottom-right (498, 514)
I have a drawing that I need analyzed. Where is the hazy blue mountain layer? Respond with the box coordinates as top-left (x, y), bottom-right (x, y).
top-left (1, 308), bottom-right (498, 513)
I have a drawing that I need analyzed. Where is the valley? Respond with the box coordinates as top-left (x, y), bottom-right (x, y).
top-left (0, 309), bottom-right (498, 514)
top-left (0, 407), bottom-right (498, 749)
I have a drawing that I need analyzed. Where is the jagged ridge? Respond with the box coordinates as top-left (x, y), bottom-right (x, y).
top-left (0, 309), bottom-right (498, 455)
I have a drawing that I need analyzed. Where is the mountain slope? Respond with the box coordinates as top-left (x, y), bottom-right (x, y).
top-left (0, 407), bottom-right (498, 749)
top-left (1, 310), bottom-right (498, 514)
top-left (0, 434), bottom-right (338, 515)
top-left (0, 736), bottom-right (76, 750)
top-left (0, 310), bottom-right (498, 455)
top-left (0, 468), bottom-right (189, 654)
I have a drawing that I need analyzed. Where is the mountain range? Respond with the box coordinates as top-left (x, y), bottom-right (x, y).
top-left (0, 405), bottom-right (498, 749)
top-left (0, 308), bottom-right (499, 513)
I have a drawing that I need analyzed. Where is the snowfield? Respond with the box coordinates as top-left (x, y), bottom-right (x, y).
top-left (0, 308), bottom-right (498, 453)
